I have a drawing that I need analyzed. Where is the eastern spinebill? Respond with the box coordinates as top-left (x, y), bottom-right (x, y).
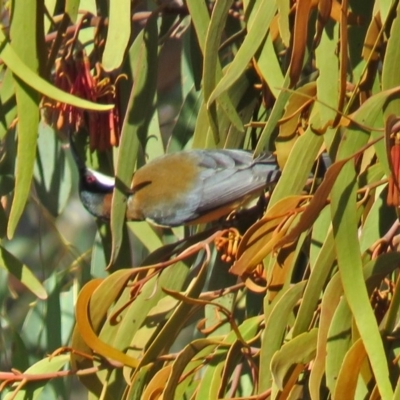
top-left (69, 134), bottom-right (281, 227)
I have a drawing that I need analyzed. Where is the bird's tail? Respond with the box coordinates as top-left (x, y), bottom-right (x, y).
top-left (254, 153), bottom-right (281, 185)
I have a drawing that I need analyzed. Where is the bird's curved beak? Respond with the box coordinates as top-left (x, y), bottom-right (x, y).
top-left (69, 131), bottom-right (116, 188)
top-left (68, 130), bottom-right (87, 172)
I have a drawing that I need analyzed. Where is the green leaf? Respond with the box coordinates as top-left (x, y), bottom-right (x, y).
top-left (331, 162), bottom-right (393, 399)
top-left (292, 214), bottom-right (335, 337)
top-left (359, 184), bottom-right (394, 255)
top-left (0, 69), bottom-right (17, 139)
top-left (110, 15), bottom-right (159, 266)
top-left (5, 355), bottom-right (70, 400)
top-left (255, 33), bottom-right (284, 98)
top-left (102, 0), bottom-right (131, 71)
top-left (8, 0), bottom-right (40, 239)
top-left (0, 30), bottom-right (113, 112)
top-left (254, 73), bottom-right (291, 155)
top-left (270, 328), bottom-right (318, 390)
top-left (8, 78), bottom-right (39, 239)
top-left (259, 281), bottom-right (307, 392)
top-left (208, 0), bottom-right (277, 104)
top-left (168, 86), bottom-right (202, 151)
top-left (203, 0), bottom-right (244, 139)
top-left (382, 1), bottom-right (400, 117)
top-left (308, 272), bottom-right (342, 398)
top-left (269, 112), bottom-right (324, 207)
top-left (166, 339), bottom-right (219, 399)
top-left (325, 296), bottom-right (352, 394)
top-left (315, 19), bottom-right (340, 131)
top-left (34, 123), bottom-right (72, 216)
top-left (65, 0), bottom-right (80, 23)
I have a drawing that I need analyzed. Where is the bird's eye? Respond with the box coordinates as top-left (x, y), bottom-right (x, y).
top-left (86, 175), bottom-right (96, 184)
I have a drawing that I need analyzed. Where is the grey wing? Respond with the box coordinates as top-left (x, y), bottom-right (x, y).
top-left (193, 150), bottom-right (280, 213)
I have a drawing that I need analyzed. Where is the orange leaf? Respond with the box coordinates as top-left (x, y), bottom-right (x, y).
top-left (75, 279), bottom-right (139, 369)
top-left (332, 0), bottom-right (348, 127)
top-left (275, 136), bottom-right (383, 249)
top-left (289, 0), bottom-right (313, 86)
top-left (314, 0), bottom-right (333, 46)
top-left (142, 365), bottom-right (172, 400)
top-left (231, 196), bottom-right (307, 275)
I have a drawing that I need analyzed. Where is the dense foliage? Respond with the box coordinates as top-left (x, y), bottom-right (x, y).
top-left (1, 0), bottom-right (400, 399)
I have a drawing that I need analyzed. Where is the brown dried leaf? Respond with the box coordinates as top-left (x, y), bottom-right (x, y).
top-left (231, 196), bottom-right (307, 275)
top-left (289, 0), bottom-right (313, 87)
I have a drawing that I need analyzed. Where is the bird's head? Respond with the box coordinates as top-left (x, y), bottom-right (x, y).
top-left (80, 168), bottom-right (115, 193)
top-left (69, 132), bottom-right (115, 219)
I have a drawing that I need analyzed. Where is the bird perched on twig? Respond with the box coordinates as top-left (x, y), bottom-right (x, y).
top-left (69, 133), bottom-right (281, 227)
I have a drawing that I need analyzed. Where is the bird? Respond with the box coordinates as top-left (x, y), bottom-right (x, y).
top-left (69, 134), bottom-right (281, 227)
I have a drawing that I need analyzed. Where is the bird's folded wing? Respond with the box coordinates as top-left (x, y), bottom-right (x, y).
top-left (194, 150), bottom-right (280, 213)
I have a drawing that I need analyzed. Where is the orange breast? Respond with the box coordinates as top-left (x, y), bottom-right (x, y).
top-left (126, 152), bottom-right (200, 221)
